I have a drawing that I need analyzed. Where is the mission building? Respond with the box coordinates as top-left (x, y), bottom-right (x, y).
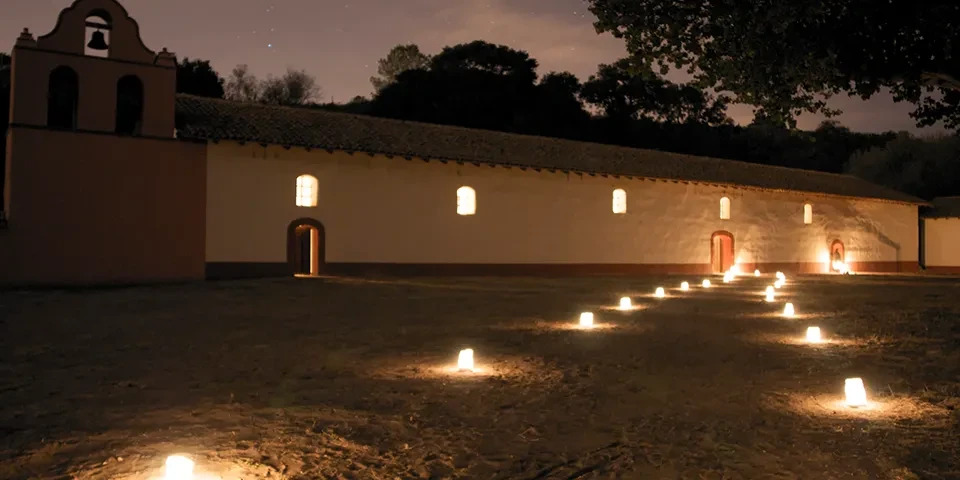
top-left (3, 0), bottom-right (955, 287)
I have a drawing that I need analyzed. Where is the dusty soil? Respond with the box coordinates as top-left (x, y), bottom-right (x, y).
top-left (0, 274), bottom-right (958, 479)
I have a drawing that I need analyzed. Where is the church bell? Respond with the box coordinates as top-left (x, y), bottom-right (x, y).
top-left (87, 31), bottom-right (108, 51)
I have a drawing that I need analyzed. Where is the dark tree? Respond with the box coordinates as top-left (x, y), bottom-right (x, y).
top-left (586, 0), bottom-right (960, 129)
top-left (224, 64), bottom-right (261, 102)
top-left (371, 41), bottom-right (542, 132)
top-left (849, 133), bottom-right (960, 199)
top-left (515, 72), bottom-right (591, 139)
top-left (315, 95), bottom-right (374, 115)
top-left (430, 40), bottom-right (539, 85)
top-left (581, 58), bottom-right (731, 126)
top-left (370, 44), bottom-right (431, 92)
top-left (176, 58), bottom-right (225, 98)
top-left (260, 68), bottom-right (322, 106)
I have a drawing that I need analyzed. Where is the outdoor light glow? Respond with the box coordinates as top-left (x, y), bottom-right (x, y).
top-left (754, 269), bottom-right (760, 277)
top-left (766, 286), bottom-right (775, 295)
top-left (774, 279), bottom-right (784, 289)
top-left (844, 378), bottom-right (867, 407)
top-left (164, 456), bottom-right (194, 480)
top-left (776, 271), bottom-right (785, 280)
top-left (833, 261), bottom-right (851, 274)
top-left (680, 281), bottom-right (690, 291)
top-left (702, 279), bottom-right (711, 288)
top-left (654, 287), bottom-right (666, 298)
top-left (619, 297), bottom-right (632, 310)
top-left (723, 271), bottom-right (733, 283)
top-left (579, 312), bottom-right (594, 328)
top-left (730, 265), bottom-right (741, 275)
top-left (806, 326), bottom-right (821, 343)
top-left (783, 302), bottom-right (795, 317)
top-left (765, 291), bottom-right (775, 302)
top-left (457, 349), bottom-right (475, 371)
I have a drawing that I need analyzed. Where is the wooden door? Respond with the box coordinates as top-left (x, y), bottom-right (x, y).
top-left (711, 232), bottom-right (734, 273)
top-left (296, 226), bottom-right (312, 275)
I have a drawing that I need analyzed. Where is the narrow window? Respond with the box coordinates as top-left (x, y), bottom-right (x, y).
top-left (47, 66), bottom-right (79, 130)
top-left (116, 75), bottom-right (144, 135)
top-left (457, 186), bottom-right (476, 215)
top-left (612, 188), bottom-right (627, 214)
top-left (296, 175), bottom-right (318, 207)
top-left (720, 196), bottom-right (731, 220)
top-left (803, 203), bottom-right (813, 225)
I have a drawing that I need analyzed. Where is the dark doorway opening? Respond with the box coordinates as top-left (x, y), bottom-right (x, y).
top-left (287, 218), bottom-right (325, 276)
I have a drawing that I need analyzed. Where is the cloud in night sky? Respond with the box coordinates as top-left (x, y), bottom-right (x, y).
top-left (0, 0), bottom-right (945, 134)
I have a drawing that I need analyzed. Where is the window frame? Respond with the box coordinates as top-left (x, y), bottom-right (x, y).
top-left (719, 196), bottom-right (731, 220)
top-left (457, 186), bottom-right (476, 215)
top-left (295, 174), bottom-right (318, 207)
top-left (612, 188), bottom-right (627, 214)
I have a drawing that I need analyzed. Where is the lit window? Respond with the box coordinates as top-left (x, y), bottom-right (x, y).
top-left (803, 203), bottom-right (813, 224)
top-left (612, 189), bottom-right (627, 214)
top-left (296, 175), bottom-right (318, 207)
top-left (720, 196), bottom-right (731, 220)
top-left (457, 186), bottom-right (476, 215)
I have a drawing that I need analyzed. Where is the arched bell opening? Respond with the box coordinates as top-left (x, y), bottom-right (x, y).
top-left (84, 10), bottom-right (113, 58)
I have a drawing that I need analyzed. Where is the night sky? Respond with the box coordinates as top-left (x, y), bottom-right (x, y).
top-left (1, 0), bottom-right (942, 134)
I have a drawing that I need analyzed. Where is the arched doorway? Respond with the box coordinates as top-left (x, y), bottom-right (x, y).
top-left (287, 218), bottom-right (325, 276)
top-left (830, 239), bottom-right (845, 272)
top-left (710, 231), bottom-right (735, 274)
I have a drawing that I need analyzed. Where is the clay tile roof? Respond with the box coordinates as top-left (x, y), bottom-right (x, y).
top-left (924, 197), bottom-right (960, 218)
top-left (174, 94), bottom-right (926, 205)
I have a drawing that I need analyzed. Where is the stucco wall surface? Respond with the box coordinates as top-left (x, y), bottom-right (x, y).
top-left (0, 127), bottom-right (206, 286)
top-left (924, 218), bottom-right (960, 267)
top-left (205, 143), bottom-right (918, 274)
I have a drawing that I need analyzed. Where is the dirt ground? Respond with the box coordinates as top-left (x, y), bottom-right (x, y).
top-left (1, 273), bottom-right (958, 479)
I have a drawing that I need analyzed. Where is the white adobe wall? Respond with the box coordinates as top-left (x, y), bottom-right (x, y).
top-left (923, 218), bottom-right (960, 267)
top-left (205, 143), bottom-right (918, 271)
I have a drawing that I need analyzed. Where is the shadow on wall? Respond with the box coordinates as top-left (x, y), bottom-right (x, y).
top-left (833, 202), bottom-right (901, 261)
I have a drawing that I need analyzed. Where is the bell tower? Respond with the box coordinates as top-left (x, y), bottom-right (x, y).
top-left (0, 0), bottom-right (208, 287)
top-left (7, 0), bottom-right (177, 137)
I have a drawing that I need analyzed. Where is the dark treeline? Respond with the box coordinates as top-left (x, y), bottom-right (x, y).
top-left (316, 42), bottom-right (895, 176)
top-left (186, 42), bottom-right (894, 176)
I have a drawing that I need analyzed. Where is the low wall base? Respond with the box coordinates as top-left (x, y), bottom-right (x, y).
top-left (203, 261), bottom-right (921, 279)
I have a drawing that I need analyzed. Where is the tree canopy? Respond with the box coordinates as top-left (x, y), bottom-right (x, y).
top-left (369, 44), bottom-right (430, 92)
top-left (849, 133), bottom-right (960, 200)
top-left (261, 68), bottom-right (321, 106)
top-left (225, 65), bottom-right (321, 106)
top-left (430, 40), bottom-right (539, 85)
top-left (370, 41), bottom-right (544, 132)
top-left (176, 58), bottom-right (224, 98)
top-left (581, 57), bottom-right (731, 126)
top-left (224, 64), bottom-right (262, 103)
top-left (586, 0), bottom-right (960, 128)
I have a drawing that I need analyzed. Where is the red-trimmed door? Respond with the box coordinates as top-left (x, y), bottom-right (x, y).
top-left (711, 231), bottom-right (735, 274)
top-left (830, 240), bottom-right (845, 271)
